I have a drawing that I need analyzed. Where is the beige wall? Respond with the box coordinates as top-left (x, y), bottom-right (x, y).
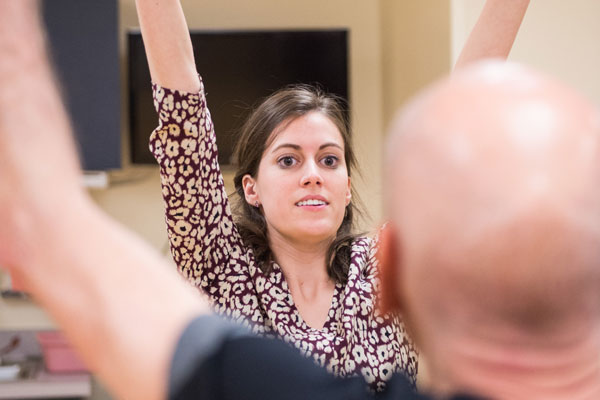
top-left (451, 0), bottom-right (600, 105)
top-left (381, 0), bottom-right (451, 127)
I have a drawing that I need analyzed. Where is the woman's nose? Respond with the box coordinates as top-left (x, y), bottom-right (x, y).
top-left (300, 161), bottom-right (322, 186)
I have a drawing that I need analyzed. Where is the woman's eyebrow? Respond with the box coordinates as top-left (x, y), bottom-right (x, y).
top-left (319, 143), bottom-right (343, 151)
top-left (271, 143), bottom-right (301, 153)
top-left (271, 142), bottom-right (343, 153)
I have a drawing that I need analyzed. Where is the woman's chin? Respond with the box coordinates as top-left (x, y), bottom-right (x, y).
top-left (290, 225), bottom-right (339, 244)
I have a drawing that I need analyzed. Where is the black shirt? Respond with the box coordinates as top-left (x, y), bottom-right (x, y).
top-left (169, 316), bottom-right (481, 400)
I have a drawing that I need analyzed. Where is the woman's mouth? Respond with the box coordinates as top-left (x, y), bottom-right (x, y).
top-left (296, 199), bottom-right (327, 207)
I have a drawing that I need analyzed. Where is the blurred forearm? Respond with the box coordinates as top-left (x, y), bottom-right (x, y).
top-left (0, 0), bottom-right (80, 192)
top-left (33, 204), bottom-right (209, 400)
top-left (0, 2), bottom-right (209, 399)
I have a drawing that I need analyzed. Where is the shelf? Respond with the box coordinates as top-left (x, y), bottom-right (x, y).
top-left (0, 370), bottom-right (91, 399)
top-left (0, 297), bottom-right (56, 331)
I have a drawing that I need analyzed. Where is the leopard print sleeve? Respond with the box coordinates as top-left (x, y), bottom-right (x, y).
top-left (149, 79), bottom-right (244, 291)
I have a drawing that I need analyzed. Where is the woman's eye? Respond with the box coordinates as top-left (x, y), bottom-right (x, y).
top-left (278, 156), bottom-right (297, 168)
top-left (321, 155), bottom-right (339, 168)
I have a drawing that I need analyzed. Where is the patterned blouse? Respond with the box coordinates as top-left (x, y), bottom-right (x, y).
top-left (149, 78), bottom-right (418, 391)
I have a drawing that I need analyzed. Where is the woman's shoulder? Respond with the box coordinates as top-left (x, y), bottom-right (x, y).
top-left (347, 228), bottom-right (385, 280)
top-left (351, 226), bottom-right (385, 253)
top-left (350, 235), bottom-right (374, 251)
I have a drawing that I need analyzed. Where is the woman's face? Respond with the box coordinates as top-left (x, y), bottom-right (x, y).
top-left (242, 111), bottom-right (351, 246)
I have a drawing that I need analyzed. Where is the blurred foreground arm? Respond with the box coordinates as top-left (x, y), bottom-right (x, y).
top-left (0, 2), bottom-right (208, 400)
top-left (455, 0), bottom-right (530, 68)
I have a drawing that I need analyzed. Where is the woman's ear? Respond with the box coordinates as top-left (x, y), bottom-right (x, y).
top-left (377, 223), bottom-right (403, 315)
top-left (242, 174), bottom-right (259, 206)
top-left (345, 176), bottom-right (351, 206)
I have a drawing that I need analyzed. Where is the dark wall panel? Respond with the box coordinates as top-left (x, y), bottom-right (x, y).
top-left (129, 30), bottom-right (349, 166)
top-left (42, 0), bottom-right (121, 170)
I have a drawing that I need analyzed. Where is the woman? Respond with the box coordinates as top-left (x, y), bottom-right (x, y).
top-left (135, 0), bottom-right (530, 391)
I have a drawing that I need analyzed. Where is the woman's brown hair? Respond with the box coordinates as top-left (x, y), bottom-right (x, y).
top-left (232, 84), bottom-right (362, 285)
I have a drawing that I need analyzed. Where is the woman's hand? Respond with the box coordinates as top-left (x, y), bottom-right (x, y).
top-left (455, 0), bottom-right (531, 69)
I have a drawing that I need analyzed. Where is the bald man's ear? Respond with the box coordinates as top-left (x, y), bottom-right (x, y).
top-left (377, 224), bottom-right (403, 315)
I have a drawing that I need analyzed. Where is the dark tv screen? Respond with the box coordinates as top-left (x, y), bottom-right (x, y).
top-left (128, 30), bottom-right (349, 165)
top-left (43, 0), bottom-right (121, 170)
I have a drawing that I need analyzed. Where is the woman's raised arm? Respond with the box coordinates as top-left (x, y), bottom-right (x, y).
top-left (455, 0), bottom-right (531, 69)
top-left (141, 1), bottom-right (245, 298)
top-left (135, 0), bottom-right (200, 92)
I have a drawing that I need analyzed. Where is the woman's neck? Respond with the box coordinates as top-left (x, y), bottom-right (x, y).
top-left (268, 229), bottom-right (331, 286)
top-left (267, 229), bottom-right (337, 329)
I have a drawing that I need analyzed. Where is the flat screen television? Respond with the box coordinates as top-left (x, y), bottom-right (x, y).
top-left (128, 29), bottom-right (349, 166)
top-left (43, 0), bottom-right (121, 170)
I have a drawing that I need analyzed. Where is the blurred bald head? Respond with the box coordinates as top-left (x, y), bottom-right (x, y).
top-left (384, 61), bottom-right (600, 390)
